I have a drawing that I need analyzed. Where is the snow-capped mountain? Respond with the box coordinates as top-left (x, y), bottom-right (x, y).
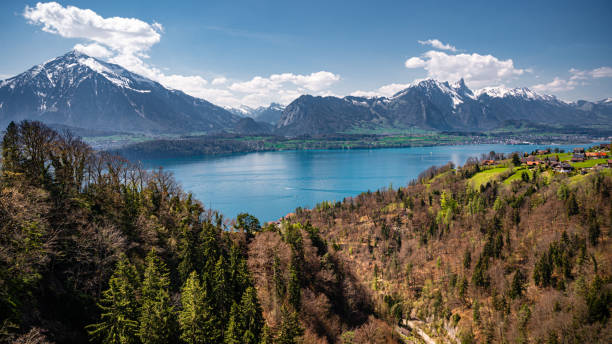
top-left (277, 78), bottom-right (612, 135)
top-left (0, 51), bottom-right (239, 133)
top-left (227, 103), bottom-right (285, 124)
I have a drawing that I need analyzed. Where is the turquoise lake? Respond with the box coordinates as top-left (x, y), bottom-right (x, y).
top-left (141, 143), bottom-right (594, 223)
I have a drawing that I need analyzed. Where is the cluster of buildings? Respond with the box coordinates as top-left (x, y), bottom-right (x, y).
top-left (529, 145), bottom-right (611, 173)
top-left (484, 143), bottom-right (612, 174)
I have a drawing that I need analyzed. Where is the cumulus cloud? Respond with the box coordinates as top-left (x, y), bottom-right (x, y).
top-left (532, 66), bottom-right (612, 93)
top-left (532, 77), bottom-right (577, 93)
top-left (351, 83), bottom-right (412, 98)
top-left (73, 43), bottom-right (113, 58)
top-left (24, 2), bottom-right (161, 55)
top-left (229, 71), bottom-right (340, 107)
top-left (404, 50), bottom-right (525, 88)
top-left (418, 39), bottom-right (457, 52)
top-left (22, 2), bottom-right (340, 107)
top-left (211, 77), bottom-right (228, 85)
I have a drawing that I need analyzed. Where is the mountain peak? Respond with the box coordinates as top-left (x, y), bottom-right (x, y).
top-left (0, 51), bottom-right (239, 133)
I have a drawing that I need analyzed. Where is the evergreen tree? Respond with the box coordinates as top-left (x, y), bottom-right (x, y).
top-left (288, 259), bottom-right (301, 311)
top-left (87, 256), bottom-right (141, 344)
top-left (463, 248), bottom-right (472, 269)
top-left (277, 306), bottom-right (303, 344)
top-left (212, 255), bottom-right (230, 320)
top-left (273, 254), bottom-right (286, 299)
top-left (534, 252), bottom-right (552, 288)
top-left (228, 243), bottom-right (249, 302)
top-left (509, 269), bottom-right (526, 299)
top-left (240, 286), bottom-right (264, 344)
top-left (224, 303), bottom-right (242, 344)
top-left (259, 325), bottom-right (273, 344)
top-left (179, 271), bottom-right (221, 344)
top-left (139, 251), bottom-right (177, 344)
top-left (566, 193), bottom-right (579, 216)
top-left (1, 121), bottom-right (21, 183)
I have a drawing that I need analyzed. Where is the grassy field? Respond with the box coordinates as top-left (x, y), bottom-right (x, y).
top-left (503, 167), bottom-right (533, 184)
top-left (570, 158), bottom-right (609, 168)
top-left (469, 166), bottom-right (510, 189)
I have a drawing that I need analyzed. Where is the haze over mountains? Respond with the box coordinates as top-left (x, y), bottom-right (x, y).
top-left (1, 51), bottom-right (611, 136)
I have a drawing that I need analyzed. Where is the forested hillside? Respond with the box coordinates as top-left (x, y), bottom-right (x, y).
top-left (288, 155), bottom-right (612, 343)
top-left (0, 121), bottom-right (393, 344)
top-left (1, 121), bottom-right (610, 343)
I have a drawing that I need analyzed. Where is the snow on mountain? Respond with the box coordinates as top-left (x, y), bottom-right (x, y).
top-left (0, 50), bottom-right (239, 133)
top-left (474, 86), bottom-right (556, 102)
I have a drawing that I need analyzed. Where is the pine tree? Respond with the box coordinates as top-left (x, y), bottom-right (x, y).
top-left (277, 306), bottom-right (303, 344)
top-left (138, 251), bottom-right (177, 344)
top-left (509, 269), bottom-right (526, 299)
top-left (288, 259), bottom-right (301, 311)
top-left (259, 325), bottom-right (273, 344)
top-left (224, 303), bottom-right (242, 344)
top-left (1, 121), bottom-right (22, 184)
top-left (212, 255), bottom-right (230, 320)
top-left (87, 256), bottom-right (141, 344)
top-left (240, 286), bottom-right (264, 344)
top-left (179, 271), bottom-right (221, 344)
top-left (273, 254), bottom-right (286, 299)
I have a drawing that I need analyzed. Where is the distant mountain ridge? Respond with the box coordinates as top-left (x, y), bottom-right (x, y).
top-left (0, 51), bottom-right (240, 133)
top-left (276, 79), bottom-right (612, 135)
top-left (1, 51), bottom-right (610, 137)
top-left (227, 103), bottom-right (285, 125)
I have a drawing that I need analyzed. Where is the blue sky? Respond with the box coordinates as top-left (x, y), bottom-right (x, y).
top-left (1, 0), bottom-right (611, 107)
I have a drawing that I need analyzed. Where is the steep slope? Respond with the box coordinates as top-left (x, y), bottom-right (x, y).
top-left (287, 161), bottom-right (612, 343)
top-left (275, 79), bottom-right (612, 135)
top-left (0, 51), bottom-right (240, 133)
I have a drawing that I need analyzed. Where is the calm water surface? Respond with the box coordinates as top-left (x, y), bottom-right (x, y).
top-left (141, 144), bottom-right (593, 222)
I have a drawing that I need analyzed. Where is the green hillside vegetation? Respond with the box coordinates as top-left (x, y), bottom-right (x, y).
top-left (469, 166), bottom-right (510, 189)
top-left (0, 121), bottom-right (395, 344)
top-left (1, 120), bottom-right (610, 344)
top-left (289, 157), bottom-right (612, 343)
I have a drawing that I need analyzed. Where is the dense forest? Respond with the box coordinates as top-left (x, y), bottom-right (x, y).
top-left (289, 154), bottom-right (612, 342)
top-left (0, 121), bottom-right (393, 344)
top-left (1, 121), bottom-right (611, 343)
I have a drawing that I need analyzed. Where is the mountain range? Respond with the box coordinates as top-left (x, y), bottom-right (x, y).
top-left (1, 51), bottom-right (611, 137)
top-left (227, 103), bottom-right (285, 125)
top-left (276, 79), bottom-right (612, 135)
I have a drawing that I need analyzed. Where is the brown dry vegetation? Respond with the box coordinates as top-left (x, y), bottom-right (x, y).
top-left (287, 161), bottom-right (612, 343)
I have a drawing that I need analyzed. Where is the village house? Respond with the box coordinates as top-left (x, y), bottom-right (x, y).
top-left (571, 153), bottom-right (585, 162)
top-left (573, 147), bottom-right (585, 153)
top-left (585, 151), bottom-right (608, 159)
top-left (555, 162), bottom-right (574, 173)
top-left (482, 159), bottom-right (496, 166)
top-left (536, 149), bottom-right (550, 155)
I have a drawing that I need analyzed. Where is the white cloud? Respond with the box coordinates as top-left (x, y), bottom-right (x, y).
top-left (591, 66), bottom-right (612, 78)
top-left (74, 43), bottom-right (113, 58)
top-left (404, 50), bottom-right (525, 88)
top-left (533, 66), bottom-right (612, 93)
top-left (24, 2), bottom-right (161, 56)
top-left (570, 66), bottom-right (612, 80)
top-left (351, 83), bottom-right (412, 98)
top-left (212, 77), bottom-right (228, 85)
top-left (418, 39), bottom-right (457, 52)
top-left (229, 71), bottom-right (340, 107)
top-left (404, 57), bottom-right (426, 68)
top-left (22, 2), bottom-right (341, 108)
top-left (532, 77), bottom-right (577, 93)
